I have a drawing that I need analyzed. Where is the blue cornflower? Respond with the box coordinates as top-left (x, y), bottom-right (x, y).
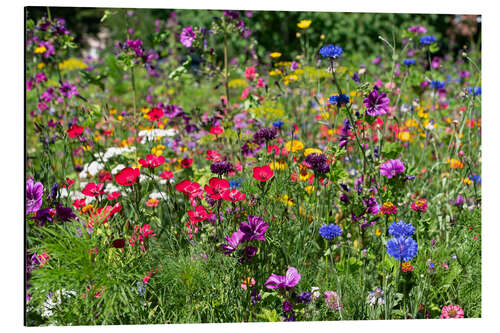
top-left (467, 87), bottom-right (481, 96)
top-left (348, 168), bottom-right (357, 177)
top-left (420, 35), bottom-right (436, 45)
top-left (429, 80), bottom-right (445, 89)
top-left (469, 174), bottom-right (481, 184)
top-left (352, 72), bottom-right (360, 84)
top-left (229, 180), bottom-right (242, 188)
top-left (328, 94), bottom-right (350, 106)
top-left (403, 59), bottom-right (416, 67)
top-left (319, 44), bottom-right (343, 59)
top-left (319, 224), bottom-right (343, 240)
top-left (386, 237), bottom-right (418, 262)
top-left (388, 221), bottom-right (415, 238)
top-left (272, 120), bottom-right (284, 129)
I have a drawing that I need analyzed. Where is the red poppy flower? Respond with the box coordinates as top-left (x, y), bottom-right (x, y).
top-left (82, 182), bottom-right (105, 197)
top-left (253, 165), bottom-right (274, 182)
top-left (107, 191), bottom-right (121, 201)
top-left (222, 189), bottom-right (246, 202)
top-left (176, 179), bottom-right (199, 194)
top-left (210, 126), bottom-right (223, 136)
top-left (68, 125), bottom-right (84, 138)
top-left (160, 170), bottom-right (174, 180)
top-left (204, 177), bottom-right (230, 200)
top-left (62, 177), bottom-right (75, 188)
top-left (181, 158), bottom-right (193, 168)
top-left (187, 205), bottom-right (212, 223)
top-left (139, 154), bottom-right (165, 169)
top-left (73, 198), bottom-right (86, 210)
top-left (98, 170), bottom-right (113, 182)
top-left (115, 167), bottom-right (140, 186)
top-left (148, 107), bottom-right (164, 122)
top-left (206, 150), bottom-right (222, 162)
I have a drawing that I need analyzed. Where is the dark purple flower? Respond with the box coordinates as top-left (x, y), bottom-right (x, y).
top-left (180, 26), bottom-right (196, 47)
top-left (380, 159), bottom-right (405, 179)
top-left (31, 207), bottom-right (53, 225)
top-left (364, 197), bottom-right (380, 215)
top-left (55, 204), bottom-right (76, 222)
top-left (210, 160), bottom-right (234, 175)
top-left (244, 245), bottom-right (258, 258)
top-left (250, 288), bottom-right (261, 305)
top-left (364, 87), bottom-right (390, 116)
top-left (296, 291), bottom-right (312, 304)
top-left (220, 230), bottom-right (245, 255)
top-left (282, 300), bottom-right (293, 312)
top-left (48, 183), bottom-right (59, 200)
top-left (253, 127), bottom-right (277, 144)
top-left (339, 118), bottom-right (352, 148)
top-left (339, 193), bottom-right (350, 204)
top-left (240, 215), bottom-right (269, 242)
top-left (265, 267), bottom-right (301, 290)
top-left (304, 153), bottom-right (330, 174)
top-left (26, 179), bottom-right (43, 214)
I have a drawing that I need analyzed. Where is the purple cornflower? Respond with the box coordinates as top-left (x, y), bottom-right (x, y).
top-left (250, 288), bottom-right (261, 305)
top-left (210, 160), bottom-right (234, 175)
top-left (296, 291), bottom-right (312, 304)
top-left (380, 159), bottom-right (405, 179)
top-left (304, 153), bottom-right (330, 174)
top-left (253, 127), bottom-right (277, 144)
top-left (240, 215), bottom-right (269, 242)
top-left (180, 26), bottom-right (196, 47)
top-left (26, 179), bottom-right (43, 214)
top-left (290, 61), bottom-right (299, 71)
top-left (364, 87), bottom-right (390, 116)
top-left (265, 267), bottom-right (301, 290)
top-left (282, 300), bottom-right (293, 312)
top-left (352, 72), bottom-right (360, 84)
top-left (59, 81), bottom-right (78, 99)
top-left (455, 195), bottom-right (466, 207)
top-left (220, 230), bottom-right (245, 255)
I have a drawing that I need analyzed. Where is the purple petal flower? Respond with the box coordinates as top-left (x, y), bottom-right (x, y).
top-left (265, 267), bottom-right (301, 290)
top-left (380, 159), bottom-right (405, 179)
top-left (26, 179), bottom-right (43, 214)
top-left (363, 87), bottom-right (390, 117)
top-left (220, 230), bottom-right (245, 255)
top-left (240, 215), bottom-right (268, 242)
top-left (180, 26), bottom-right (196, 47)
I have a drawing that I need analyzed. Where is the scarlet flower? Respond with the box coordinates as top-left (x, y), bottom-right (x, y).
top-left (115, 167), bottom-right (140, 186)
top-left (82, 182), bottom-right (105, 197)
top-left (147, 107), bottom-right (164, 121)
top-left (206, 150), bottom-right (222, 162)
top-left (253, 165), bottom-right (274, 182)
top-left (107, 191), bottom-right (121, 200)
top-left (187, 205), bottom-right (211, 223)
top-left (222, 188), bottom-right (246, 202)
top-left (210, 126), bottom-right (223, 136)
top-left (68, 125), bottom-right (84, 138)
top-left (176, 179), bottom-right (200, 194)
top-left (160, 170), bottom-right (174, 179)
top-left (181, 158), bottom-right (193, 168)
top-left (73, 198), bottom-right (86, 210)
top-left (62, 178), bottom-right (75, 188)
top-left (204, 177), bottom-right (230, 200)
top-left (139, 154), bottom-right (165, 169)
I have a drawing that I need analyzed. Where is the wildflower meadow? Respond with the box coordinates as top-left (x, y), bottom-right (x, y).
top-left (25, 7), bottom-right (481, 325)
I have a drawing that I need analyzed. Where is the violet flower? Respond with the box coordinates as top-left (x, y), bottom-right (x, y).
top-left (380, 159), bottom-right (405, 179)
top-left (220, 230), bottom-right (245, 255)
top-left (265, 267), bottom-right (301, 290)
top-left (180, 26), bottom-right (196, 47)
top-left (240, 215), bottom-right (269, 242)
top-left (363, 87), bottom-right (390, 116)
top-left (26, 179), bottom-right (43, 214)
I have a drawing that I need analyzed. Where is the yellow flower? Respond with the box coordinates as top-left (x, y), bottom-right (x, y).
top-left (404, 119), bottom-right (418, 128)
top-left (109, 108), bottom-right (117, 115)
top-left (34, 45), bottom-right (47, 54)
top-left (81, 204), bottom-right (94, 214)
top-left (58, 58), bottom-right (87, 71)
top-left (269, 161), bottom-right (287, 170)
top-left (305, 186), bottom-right (315, 194)
top-left (151, 144), bottom-right (165, 156)
top-left (398, 131), bottom-right (411, 142)
top-left (297, 19), bottom-right (312, 29)
top-left (448, 158), bottom-right (464, 169)
top-left (375, 228), bottom-right (382, 237)
top-left (117, 115), bottom-right (123, 121)
top-left (37, 63), bottom-right (46, 69)
top-left (141, 107), bottom-right (150, 114)
top-left (304, 148), bottom-right (322, 156)
top-left (269, 69), bottom-right (282, 76)
top-left (284, 140), bottom-right (304, 153)
top-left (279, 195), bottom-right (295, 206)
top-left (283, 74), bottom-right (298, 85)
top-left (228, 79), bottom-right (248, 88)
top-left (270, 52), bottom-right (282, 58)
top-left (462, 177), bottom-right (472, 185)
top-left (299, 171), bottom-right (312, 182)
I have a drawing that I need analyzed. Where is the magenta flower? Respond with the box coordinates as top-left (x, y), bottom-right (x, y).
top-left (60, 81), bottom-right (78, 99)
top-left (240, 215), bottom-right (269, 242)
top-left (265, 267), bottom-right (301, 290)
top-left (26, 179), bottom-right (44, 214)
top-left (220, 230), bottom-right (245, 255)
top-left (380, 159), bottom-right (405, 179)
top-left (180, 26), bottom-right (196, 47)
top-left (364, 87), bottom-right (390, 116)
